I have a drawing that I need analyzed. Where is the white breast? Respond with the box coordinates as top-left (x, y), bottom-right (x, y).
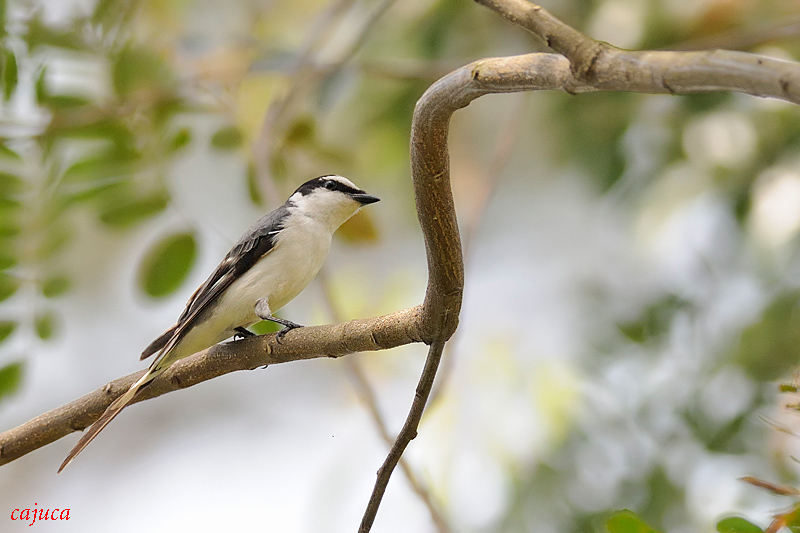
top-left (164, 212), bottom-right (332, 362)
top-left (218, 214), bottom-right (331, 326)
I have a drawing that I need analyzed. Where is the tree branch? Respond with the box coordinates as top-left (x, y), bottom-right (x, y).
top-left (0, 307), bottom-right (422, 466)
top-left (474, 0), bottom-right (800, 102)
top-left (356, 1), bottom-right (800, 529)
top-left (319, 273), bottom-right (452, 532)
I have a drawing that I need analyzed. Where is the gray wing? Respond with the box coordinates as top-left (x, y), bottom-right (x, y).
top-left (140, 205), bottom-right (290, 361)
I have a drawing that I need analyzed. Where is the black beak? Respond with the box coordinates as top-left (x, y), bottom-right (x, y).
top-left (352, 192), bottom-right (380, 205)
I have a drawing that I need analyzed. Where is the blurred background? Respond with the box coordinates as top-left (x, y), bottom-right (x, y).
top-left (2, 0), bottom-right (800, 531)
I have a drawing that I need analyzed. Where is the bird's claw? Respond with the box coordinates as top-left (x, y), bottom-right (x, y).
top-left (275, 323), bottom-right (301, 343)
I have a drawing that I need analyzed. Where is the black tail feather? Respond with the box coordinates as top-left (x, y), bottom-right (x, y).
top-left (140, 325), bottom-right (176, 360)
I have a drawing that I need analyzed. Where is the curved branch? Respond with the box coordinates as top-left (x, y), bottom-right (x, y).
top-left (0, 307), bottom-right (422, 465)
top-left (475, 0), bottom-right (800, 102)
top-left (357, 6), bottom-right (800, 526)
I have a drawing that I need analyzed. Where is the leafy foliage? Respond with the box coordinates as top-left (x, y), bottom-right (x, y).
top-left (606, 510), bottom-right (662, 533)
top-left (0, 1), bottom-right (197, 399)
top-left (735, 292), bottom-right (800, 381)
top-left (137, 232), bottom-right (198, 298)
top-left (0, 321), bottom-right (15, 343)
top-left (34, 312), bottom-right (56, 341)
top-left (210, 126), bottom-right (244, 150)
top-left (0, 361), bottom-right (23, 403)
top-left (40, 276), bottom-right (71, 298)
top-left (716, 516), bottom-right (763, 533)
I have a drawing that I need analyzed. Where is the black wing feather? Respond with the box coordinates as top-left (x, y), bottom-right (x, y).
top-left (140, 205), bottom-right (290, 361)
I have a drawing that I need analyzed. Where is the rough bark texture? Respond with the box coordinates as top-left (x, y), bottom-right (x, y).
top-left (0, 307), bottom-right (422, 465)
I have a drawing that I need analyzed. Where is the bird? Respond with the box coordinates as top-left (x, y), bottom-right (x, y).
top-left (58, 175), bottom-right (380, 472)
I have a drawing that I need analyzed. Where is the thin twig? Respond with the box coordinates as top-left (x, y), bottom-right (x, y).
top-left (346, 357), bottom-right (452, 532)
top-left (251, 0), bottom-right (358, 206)
top-left (668, 17), bottom-right (800, 52)
top-left (358, 0), bottom-right (800, 525)
top-left (318, 272), bottom-right (452, 532)
top-left (359, 336), bottom-right (448, 533)
top-left (251, 0), bottom-right (397, 204)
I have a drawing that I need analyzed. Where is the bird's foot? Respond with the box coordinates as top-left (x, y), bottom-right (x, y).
top-left (275, 320), bottom-right (303, 343)
top-left (254, 298), bottom-right (303, 343)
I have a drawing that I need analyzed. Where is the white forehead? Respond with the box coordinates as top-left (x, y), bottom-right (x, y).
top-left (320, 174), bottom-right (359, 190)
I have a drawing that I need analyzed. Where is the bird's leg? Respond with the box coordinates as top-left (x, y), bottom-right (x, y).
top-left (233, 326), bottom-right (255, 340)
top-left (255, 298), bottom-right (303, 342)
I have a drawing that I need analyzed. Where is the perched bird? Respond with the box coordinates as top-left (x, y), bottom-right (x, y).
top-left (59, 175), bottom-right (380, 472)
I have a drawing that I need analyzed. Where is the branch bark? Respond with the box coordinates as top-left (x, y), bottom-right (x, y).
top-left (358, 1), bottom-right (800, 529)
top-left (0, 307), bottom-right (422, 465)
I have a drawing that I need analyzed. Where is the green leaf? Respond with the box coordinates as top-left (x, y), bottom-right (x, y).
top-left (64, 180), bottom-right (125, 204)
top-left (112, 46), bottom-right (174, 97)
top-left (283, 116), bottom-right (315, 146)
top-left (62, 150), bottom-right (138, 183)
top-left (0, 361), bottom-right (23, 403)
top-left (606, 510), bottom-right (662, 533)
top-left (0, 219), bottom-right (19, 236)
top-left (138, 232), bottom-right (197, 298)
top-left (0, 253), bottom-right (15, 270)
top-left (42, 95), bottom-right (92, 109)
top-left (0, 142), bottom-right (21, 160)
top-left (0, 171), bottom-right (22, 195)
top-left (3, 47), bottom-right (17, 100)
top-left (0, 196), bottom-right (20, 209)
top-left (0, 0), bottom-right (6, 40)
top-left (45, 116), bottom-right (135, 151)
top-left (92, 0), bottom-right (120, 25)
top-left (617, 294), bottom-right (689, 343)
top-left (0, 196), bottom-right (20, 238)
top-left (681, 93), bottom-right (732, 113)
top-left (0, 321), bottom-right (16, 343)
top-left (35, 312), bottom-right (56, 340)
top-left (716, 516), bottom-right (764, 532)
top-left (784, 504), bottom-right (800, 529)
top-left (0, 273), bottom-right (19, 302)
top-left (99, 189), bottom-right (169, 228)
top-left (41, 276), bottom-right (71, 298)
top-left (168, 128), bottom-right (191, 152)
top-left (781, 384), bottom-right (799, 393)
top-left (210, 126), bottom-right (243, 150)
top-left (34, 66), bottom-right (47, 104)
top-left (246, 162), bottom-right (263, 205)
top-left (249, 320), bottom-right (281, 335)
top-left (735, 292), bottom-right (800, 380)
top-left (25, 16), bottom-right (85, 50)
top-left (153, 96), bottom-right (191, 125)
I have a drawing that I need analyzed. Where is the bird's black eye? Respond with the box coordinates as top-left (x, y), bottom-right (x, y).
top-left (324, 180), bottom-right (337, 190)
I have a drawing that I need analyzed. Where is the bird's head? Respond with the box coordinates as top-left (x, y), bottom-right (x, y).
top-left (289, 175), bottom-right (380, 231)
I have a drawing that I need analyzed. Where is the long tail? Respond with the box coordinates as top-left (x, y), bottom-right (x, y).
top-left (58, 367), bottom-right (163, 473)
top-left (140, 324), bottom-right (177, 360)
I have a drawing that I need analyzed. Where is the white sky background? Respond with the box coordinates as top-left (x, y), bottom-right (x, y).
top-left (2, 0), bottom-right (800, 532)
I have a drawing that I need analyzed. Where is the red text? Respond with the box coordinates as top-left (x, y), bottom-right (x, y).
top-left (10, 504), bottom-right (70, 526)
